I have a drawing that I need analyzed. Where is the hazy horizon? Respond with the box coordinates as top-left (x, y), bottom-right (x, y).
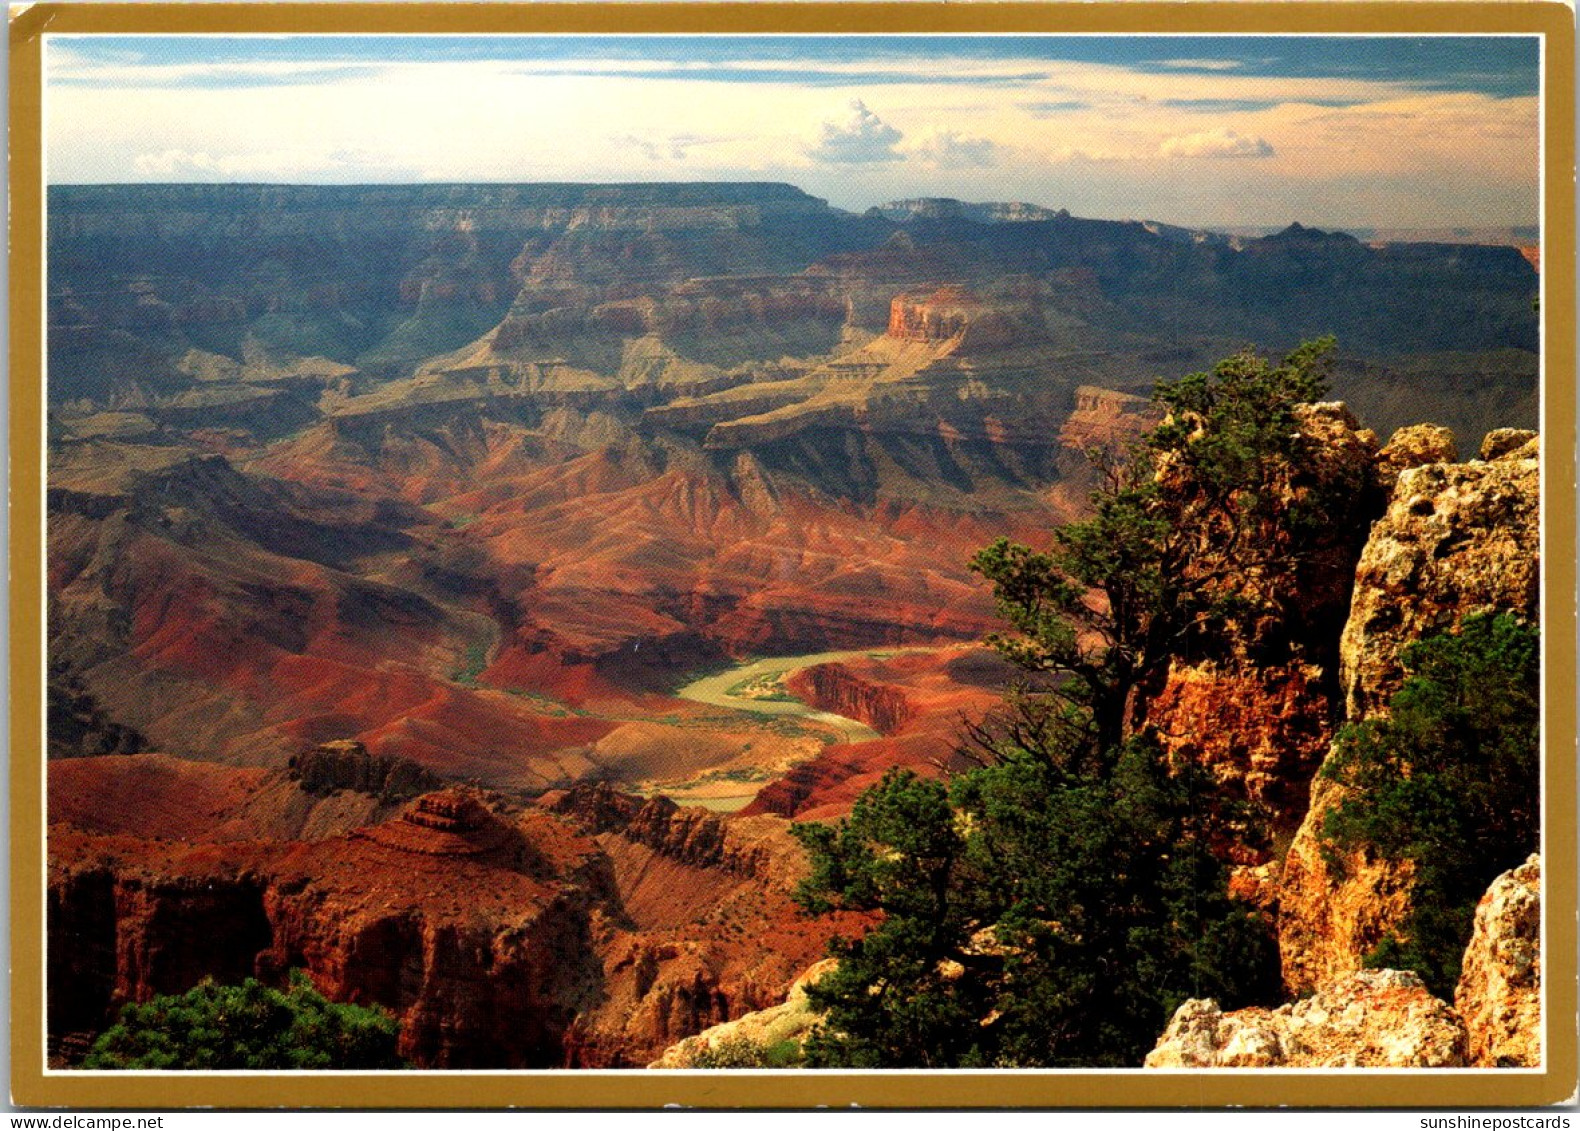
top-left (46, 34), bottom-right (1540, 230)
top-left (40, 178), bottom-right (1544, 244)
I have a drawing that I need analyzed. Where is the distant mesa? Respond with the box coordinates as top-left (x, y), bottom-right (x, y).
top-left (360, 788), bottom-right (510, 857)
top-left (1262, 221), bottom-right (1361, 246)
top-left (886, 286), bottom-right (1023, 350)
top-left (1058, 385), bottom-right (1162, 453)
top-left (872, 198), bottom-right (1069, 224)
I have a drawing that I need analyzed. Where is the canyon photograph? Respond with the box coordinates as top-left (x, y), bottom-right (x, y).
top-left (20, 19), bottom-right (1567, 1103)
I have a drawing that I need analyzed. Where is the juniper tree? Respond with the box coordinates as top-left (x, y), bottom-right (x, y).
top-left (790, 342), bottom-right (1352, 1067)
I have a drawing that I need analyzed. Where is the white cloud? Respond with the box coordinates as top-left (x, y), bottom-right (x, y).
top-left (132, 147), bottom-right (362, 179)
top-left (808, 99), bottom-right (903, 164)
top-left (909, 130), bottom-right (998, 169)
top-left (616, 133), bottom-right (733, 163)
top-left (1156, 58), bottom-right (1246, 72)
top-left (1048, 145), bottom-right (1132, 163)
top-left (1159, 128), bottom-right (1275, 159)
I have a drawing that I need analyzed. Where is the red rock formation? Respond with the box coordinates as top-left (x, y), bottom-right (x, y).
top-left (1056, 385), bottom-right (1160, 455)
top-left (1147, 659), bottom-right (1332, 843)
top-left (542, 783), bottom-right (762, 875)
top-left (887, 286), bottom-right (985, 342)
top-left (786, 662), bottom-right (913, 736)
top-left (47, 779), bottom-right (860, 1068)
top-left (360, 789), bottom-right (512, 856)
top-left (287, 740), bottom-right (442, 803)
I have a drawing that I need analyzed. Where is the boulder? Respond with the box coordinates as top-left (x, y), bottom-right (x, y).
top-left (1456, 854), bottom-right (1542, 1067)
top-left (1479, 428), bottom-right (1537, 461)
top-left (1376, 423), bottom-right (1458, 493)
top-left (1145, 969), bottom-right (1466, 1068)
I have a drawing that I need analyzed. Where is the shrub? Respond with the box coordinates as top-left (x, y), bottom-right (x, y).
top-left (1321, 612), bottom-right (1540, 995)
top-left (686, 1035), bottom-right (802, 1069)
top-left (791, 742), bottom-right (1280, 1068)
top-left (82, 970), bottom-right (404, 1070)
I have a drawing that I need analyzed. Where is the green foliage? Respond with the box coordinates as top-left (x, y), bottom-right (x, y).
top-left (82, 971), bottom-right (404, 1070)
top-left (791, 746), bottom-right (1280, 1067)
top-left (685, 1036), bottom-right (804, 1069)
top-left (971, 338), bottom-right (1347, 748)
top-left (1320, 612), bottom-right (1540, 995)
top-left (451, 641), bottom-right (489, 688)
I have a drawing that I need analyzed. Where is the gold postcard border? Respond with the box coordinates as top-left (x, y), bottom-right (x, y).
top-left (9, 1), bottom-right (1576, 1110)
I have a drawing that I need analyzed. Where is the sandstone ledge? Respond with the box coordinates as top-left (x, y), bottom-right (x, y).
top-left (1145, 969), bottom-right (1466, 1068)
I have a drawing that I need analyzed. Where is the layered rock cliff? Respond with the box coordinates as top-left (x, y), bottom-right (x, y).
top-left (785, 663), bottom-right (913, 737)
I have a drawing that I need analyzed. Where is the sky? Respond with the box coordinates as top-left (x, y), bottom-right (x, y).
top-left (44, 35), bottom-right (1542, 230)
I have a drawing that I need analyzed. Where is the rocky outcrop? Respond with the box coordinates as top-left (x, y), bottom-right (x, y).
top-left (48, 796), bottom-right (609, 1068)
top-left (1456, 855), bottom-right (1542, 1067)
top-left (1480, 428), bottom-right (1537, 461)
top-left (786, 662), bottom-right (913, 736)
top-left (288, 740), bottom-right (443, 803)
top-left (1276, 792), bottom-right (1419, 994)
top-left (1339, 440), bottom-right (1539, 719)
top-left (1277, 437), bottom-right (1540, 994)
top-left (1154, 860), bottom-right (1544, 1070)
top-left (1375, 423), bottom-right (1458, 493)
top-left (1148, 660), bottom-right (1331, 842)
top-left (1142, 402), bottom-right (1380, 867)
top-left (541, 782), bottom-right (768, 876)
top-left (1056, 385), bottom-right (1159, 455)
top-left (885, 287), bottom-right (1026, 351)
top-left (358, 789), bottom-right (513, 857)
top-left (47, 861), bottom-right (273, 1040)
top-left (1144, 969), bottom-right (1466, 1068)
top-left (648, 958), bottom-right (837, 1067)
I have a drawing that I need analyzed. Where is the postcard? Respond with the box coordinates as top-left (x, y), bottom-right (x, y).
top-left (9, 1), bottom-right (1575, 1109)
